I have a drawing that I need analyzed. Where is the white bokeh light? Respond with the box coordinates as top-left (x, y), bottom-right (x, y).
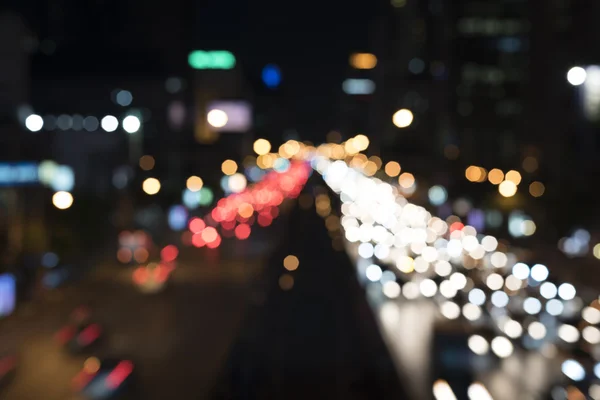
top-left (567, 66), bottom-right (587, 86)
top-left (25, 114), bottom-right (44, 132)
top-left (101, 115), bottom-right (119, 132)
top-left (392, 108), bottom-right (414, 128)
top-left (558, 283), bottom-right (576, 300)
top-left (491, 336), bottom-right (513, 358)
top-left (122, 115), bottom-right (141, 133)
top-left (207, 109), bottom-right (228, 128)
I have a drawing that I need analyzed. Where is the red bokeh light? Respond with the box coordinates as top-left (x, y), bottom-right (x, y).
top-left (257, 213), bottom-right (272, 227)
top-left (187, 162), bottom-right (310, 245)
top-left (201, 227), bottom-right (218, 243)
top-left (206, 235), bottom-right (222, 249)
top-left (189, 218), bottom-right (206, 234)
top-left (450, 222), bottom-right (465, 233)
top-left (221, 220), bottom-right (236, 230)
top-left (234, 224), bottom-right (251, 240)
top-left (192, 233), bottom-right (205, 248)
top-left (133, 267), bottom-right (148, 284)
top-left (160, 245), bottom-right (179, 262)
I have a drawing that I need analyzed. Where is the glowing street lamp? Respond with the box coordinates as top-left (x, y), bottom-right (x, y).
top-left (567, 66), bottom-right (587, 86)
top-left (207, 109), bottom-right (228, 128)
top-left (25, 114), bottom-right (44, 132)
top-left (52, 191), bottom-right (73, 210)
top-left (122, 115), bottom-right (141, 134)
top-left (392, 109), bottom-right (414, 128)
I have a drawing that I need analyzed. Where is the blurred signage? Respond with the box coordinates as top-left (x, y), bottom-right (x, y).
top-left (206, 101), bottom-right (252, 133)
top-left (349, 53), bottom-right (377, 69)
top-left (188, 51), bottom-right (236, 70)
top-left (0, 162), bottom-right (38, 186)
top-left (0, 273), bottom-right (16, 317)
top-left (342, 79), bottom-right (375, 95)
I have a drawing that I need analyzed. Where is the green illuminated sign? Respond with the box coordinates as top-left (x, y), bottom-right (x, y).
top-left (188, 50), bottom-right (236, 70)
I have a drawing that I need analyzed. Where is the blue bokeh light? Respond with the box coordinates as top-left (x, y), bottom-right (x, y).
top-left (262, 64), bottom-right (282, 88)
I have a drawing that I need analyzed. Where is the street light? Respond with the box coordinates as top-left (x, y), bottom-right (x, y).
top-left (122, 115), bottom-right (141, 133)
top-left (142, 178), bottom-right (161, 195)
top-left (25, 114), bottom-right (44, 132)
top-left (207, 109), bottom-right (228, 128)
top-left (52, 191), bottom-right (73, 210)
top-left (567, 66), bottom-right (587, 86)
top-left (101, 115), bottom-right (119, 132)
top-left (392, 109), bottom-right (414, 128)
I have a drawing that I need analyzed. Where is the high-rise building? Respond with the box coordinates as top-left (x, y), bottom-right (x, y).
top-left (451, 0), bottom-right (531, 170)
top-left (369, 0), bottom-right (452, 173)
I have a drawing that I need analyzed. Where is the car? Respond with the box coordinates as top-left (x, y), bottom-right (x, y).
top-left (72, 357), bottom-right (135, 399)
top-left (55, 307), bottom-right (103, 353)
top-left (55, 322), bottom-right (103, 353)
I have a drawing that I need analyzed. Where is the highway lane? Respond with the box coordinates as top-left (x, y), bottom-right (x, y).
top-left (209, 183), bottom-right (407, 400)
top-left (0, 229), bottom-right (281, 400)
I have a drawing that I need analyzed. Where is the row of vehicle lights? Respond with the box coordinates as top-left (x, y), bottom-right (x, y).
top-left (309, 140), bottom-right (600, 393)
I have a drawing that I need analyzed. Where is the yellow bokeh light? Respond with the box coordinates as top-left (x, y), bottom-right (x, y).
top-left (186, 176), bottom-right (203, 192)
top-left (488, 168), bottom-right (504, 185)
top-left (353, 134), bottom-right (370, 151)
top-left (278, 144), bottom-right (290, 158)
top-left (529, 181), bottom-right (545, 197)
top-left (465, 166), bottom-right (485, 182)
top-left (505, 170), bottom-right (522, 185)
top-left (284, 140), bottom-right (301, 157)
top-left (84, 357), bottom-right (101, 374)
top-left (207, 109), bottom-right (228, 128)
top-left (364, 161), bottom-right (378, 176)
top-left (139, 155), bottom-right (155, 171)
top-left (593, 243), bottom-right (600, 259)
top-left (350, 154), bottom-right (368, 168)
top-left (385, 161), bottom-right (401, 177)
top-left (344, 139), bottom-right (359, 155)
top-left (221, 159), bottom-right (238, 175)
top-left (142, 177), bottom-right (161, 195)
top-left (398, 172), bottom-right (415, 188)
top-left (331, 144), bottom-right (346, 159)
top-left (369, 156), bottom-right (382, 169)
top-left (397, 256), bottom-right (414, 273)
top-left (257, 154), bottom-right (274, 169)
top-left (52, 191), bottom-right (73, 210)
top-left (498, 180), bottom-right (517, 197)
top-left (283, 255), bottom-right (299, 271)
top-left (350, 53), bottom-right (377, 69)
top-left (253, 138), bottom-right (271, 155)
top-left (392, 109), bottom-right (414, 128)
top-left (522, 156), bottom-right (538, 173)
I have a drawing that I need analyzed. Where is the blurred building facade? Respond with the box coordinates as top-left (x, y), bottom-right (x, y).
top-left (451, 0), bottom-right (530, 169)
top-left (368, 0), bottom-right (452, 174)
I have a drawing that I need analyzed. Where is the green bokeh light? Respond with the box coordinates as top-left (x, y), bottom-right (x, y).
top-left (188, 51), bottom-right (236, 70)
